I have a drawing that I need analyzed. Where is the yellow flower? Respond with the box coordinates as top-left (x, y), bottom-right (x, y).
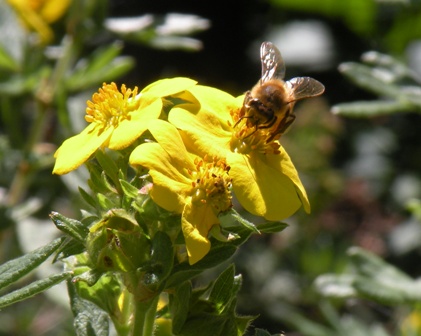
top-left (53, 78), bottom-right (196, 175)
top-left (169, 85), bottom-right (310, 221)
top-left (7, 0), bottom-right (71, 43)
top-left (129, 120), bottom-right (232, 265)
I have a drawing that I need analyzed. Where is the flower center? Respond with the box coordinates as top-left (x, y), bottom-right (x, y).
top-left (189, 156), bottom-right (232, 214)
top-left (85, 83), bottom-right (139, 131)
top-left (229, 117), bottom-right (281, 156)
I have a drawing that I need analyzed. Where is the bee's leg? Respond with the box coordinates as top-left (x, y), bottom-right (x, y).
top-left (234, 91), bottom-right (253, 128)
top-left (267, 114), bottom-right (296, 142)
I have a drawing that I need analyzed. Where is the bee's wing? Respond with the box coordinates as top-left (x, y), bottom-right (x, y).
top-left (286, 77), bottom-right (325, 102)
top-left (260, 41), bottom-right (286, 84)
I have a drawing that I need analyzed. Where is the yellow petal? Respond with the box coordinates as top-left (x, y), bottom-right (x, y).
top-left (182, 200), bottom-right (218, 265)
top-left (130, 141), bottom-right (191, 213)
top-left (141, 77), bottom-right (197, 97)
top-left (53, 124), bottom-right (112, 175)
top-left (227, 151), bottom-right (303, 221)
top-left (180, 85), bottom-right (238, 117)
top-left (170, 106), bottom-right (231, 158)
top-left (108, 99), bottom-right (162, 150)
top-left (147, 120), bottom-right (196, 170)
top-left (266, 147), bottom-right (311, 213)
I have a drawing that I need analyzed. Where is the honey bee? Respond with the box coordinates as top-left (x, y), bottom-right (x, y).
top-left (239, 41), bottom-right (325, 141)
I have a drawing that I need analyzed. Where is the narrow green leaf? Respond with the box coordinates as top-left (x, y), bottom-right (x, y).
top-left (97, 193), bottom-right (115, 210)
top-left (348, 247), bottom-right (413, 282)
top-left (165, 245), bottom-right (237, 289)
top-left (228, 209), bottom-right (260, 233)
top-left (0, 272), bottom-right (72, 308)
top-left (79, 187), bottom-right (99, 210)
top-left (86, 42), bottom-right (124, 72)
top-left (209, 264), bottom-right (235, 314)
top-left (86, 161), bottom-right (111, 195)
top-left (0, 45), bottom-right (18, 71)
top-left (339, 62), bottom-right (401, 98)
top-left (257, 221), bottom-right (288, 233)
top-left (50, 211), bottom-right (89, 244)
top-left (232, 314), bottom-right (255, 336)
top-left (361, 51), bottom-right (414, 81)
top-left (331, 100), bottom-right (415, 118)
top-left (53, 239), bottom-right (86, 262)
top-left (151, 231), bottom-right (174, 283)
top-left (254, 328), bottom-right (272, 336)
top-left (171, 281), bottom-right (192, 334)
top-left (0, 237), bottom-right (65, 291)
top-left (353, 277), bottom-right (409, 304)
top-left (314, 274), bottom-right (357, 298)
top-left (65, 42), bottom-right (133, 92)
top-left (66, 57), bottom-right (135, 92)
top-left (95, 150), bottom-right (120, 189)
top-left (120, 179), bottom-right (139, 199)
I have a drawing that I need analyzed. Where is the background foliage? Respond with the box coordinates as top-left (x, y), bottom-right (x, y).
top-left (1, 0), bottom-right (421, 335)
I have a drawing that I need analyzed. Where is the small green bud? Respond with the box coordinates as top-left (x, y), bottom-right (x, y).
top-left (87, 210), bottom-right (151, 272)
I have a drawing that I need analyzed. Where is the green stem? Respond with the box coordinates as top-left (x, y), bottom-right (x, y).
top-left (132, 296), bottom-right (159, 336)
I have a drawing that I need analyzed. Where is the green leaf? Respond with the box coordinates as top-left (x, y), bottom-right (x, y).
top-left (95, 150), bottom-right (120, 189)
top-left (348, 247), bottom-right (413, 283)
top-left (331, 100), bottom-right (415, 117)
top-left (65, 42), bottom-right (135, 92)
top-left (361, 51), bottom-right (415, 81)
top-left (317, 247), bottom-right (421, 305)
top-left (150, 231), bottom-right (174, 284)
top-left (86, 161), bottom-right (111, 195)
top-left (227, 209), bottom-right (259, 233)
top-left (314, 274), bottom-right (357, 299)
top-left (254, 329), bottom-right (272, 336)
top-left (0, 237), bottom-right (65, 291)
top-left (0, 272), bottom-right (72, 308)
top-left (79, 187), bottom-right (99, 210)
top-left (120, 179), bottom-right (139, 199)
top-left (277, 305), bottom-right (336, 336)
top-left (339, 62), bottom-right (401, 98)
top-left (208, 264), bottom-right (235, 314)
top-left (97, 193), bottom-right (116, 210)
top-left (257, 221), bottom-right (288, 233)
top-left (0, 45), bottom-right (18, 72)
top-left (165, 245), bottom-right (237, 289)
top-left (53, 239), bottom-right (86, 262)
top-left (171, 281), bottom-right (192, 334)
top-left (68, 281), bottom-right (110, 336)
top-left (50, 211), bottom-right (89, 244)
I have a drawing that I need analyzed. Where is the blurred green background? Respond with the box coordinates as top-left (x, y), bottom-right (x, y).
top-left (1, 0), bottom-right (421, 335)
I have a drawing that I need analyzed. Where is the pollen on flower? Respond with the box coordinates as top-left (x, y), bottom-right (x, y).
top-left (229, 117), bottom-right (281, 155)
top-left (85, 82), bottom-right (139, 131)
top-left (188, 156), bottom-right (232, 214)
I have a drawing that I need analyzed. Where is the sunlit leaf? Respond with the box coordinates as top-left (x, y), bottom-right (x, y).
top-left (0, 237), bottom-right (65, 291)
top-left (0, 272), bottom-right (72, 308)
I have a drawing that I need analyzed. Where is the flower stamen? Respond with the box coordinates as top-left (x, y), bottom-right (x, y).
top-left (85, 82), bottom-right (139, 131)
top-left (189, 157), bottom-right (232, 213)
top-left (230, 117), bottom-right (281, 155)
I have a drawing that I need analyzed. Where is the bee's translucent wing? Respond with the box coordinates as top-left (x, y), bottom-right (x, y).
top-left (260, 41), bottom-right (285, 84)
top-left (286, 77), bottom-right (325, 102)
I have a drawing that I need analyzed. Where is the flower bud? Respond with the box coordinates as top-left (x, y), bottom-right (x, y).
top-left (87, 210), bottom-right (150, 272)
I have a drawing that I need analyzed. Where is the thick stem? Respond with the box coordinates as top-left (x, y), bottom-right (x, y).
top-left (131, 295), bottom-right (159, 336)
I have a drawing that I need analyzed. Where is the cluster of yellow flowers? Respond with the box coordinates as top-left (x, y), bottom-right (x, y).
top-left (53, 78), bottom-right (309, 264)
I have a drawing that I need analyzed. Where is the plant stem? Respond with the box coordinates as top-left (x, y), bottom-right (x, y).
top-left (132, 295), bottom-right (159, 336)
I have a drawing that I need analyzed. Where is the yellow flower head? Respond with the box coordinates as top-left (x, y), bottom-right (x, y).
top-left (53, 78), bottom-right (196, 175)
top-left (7, 0), bottom-right (71, 43)
top-left (169, 85), bottom-right (310, 221)
top-left (129, 120), bottom-right (233, 265)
